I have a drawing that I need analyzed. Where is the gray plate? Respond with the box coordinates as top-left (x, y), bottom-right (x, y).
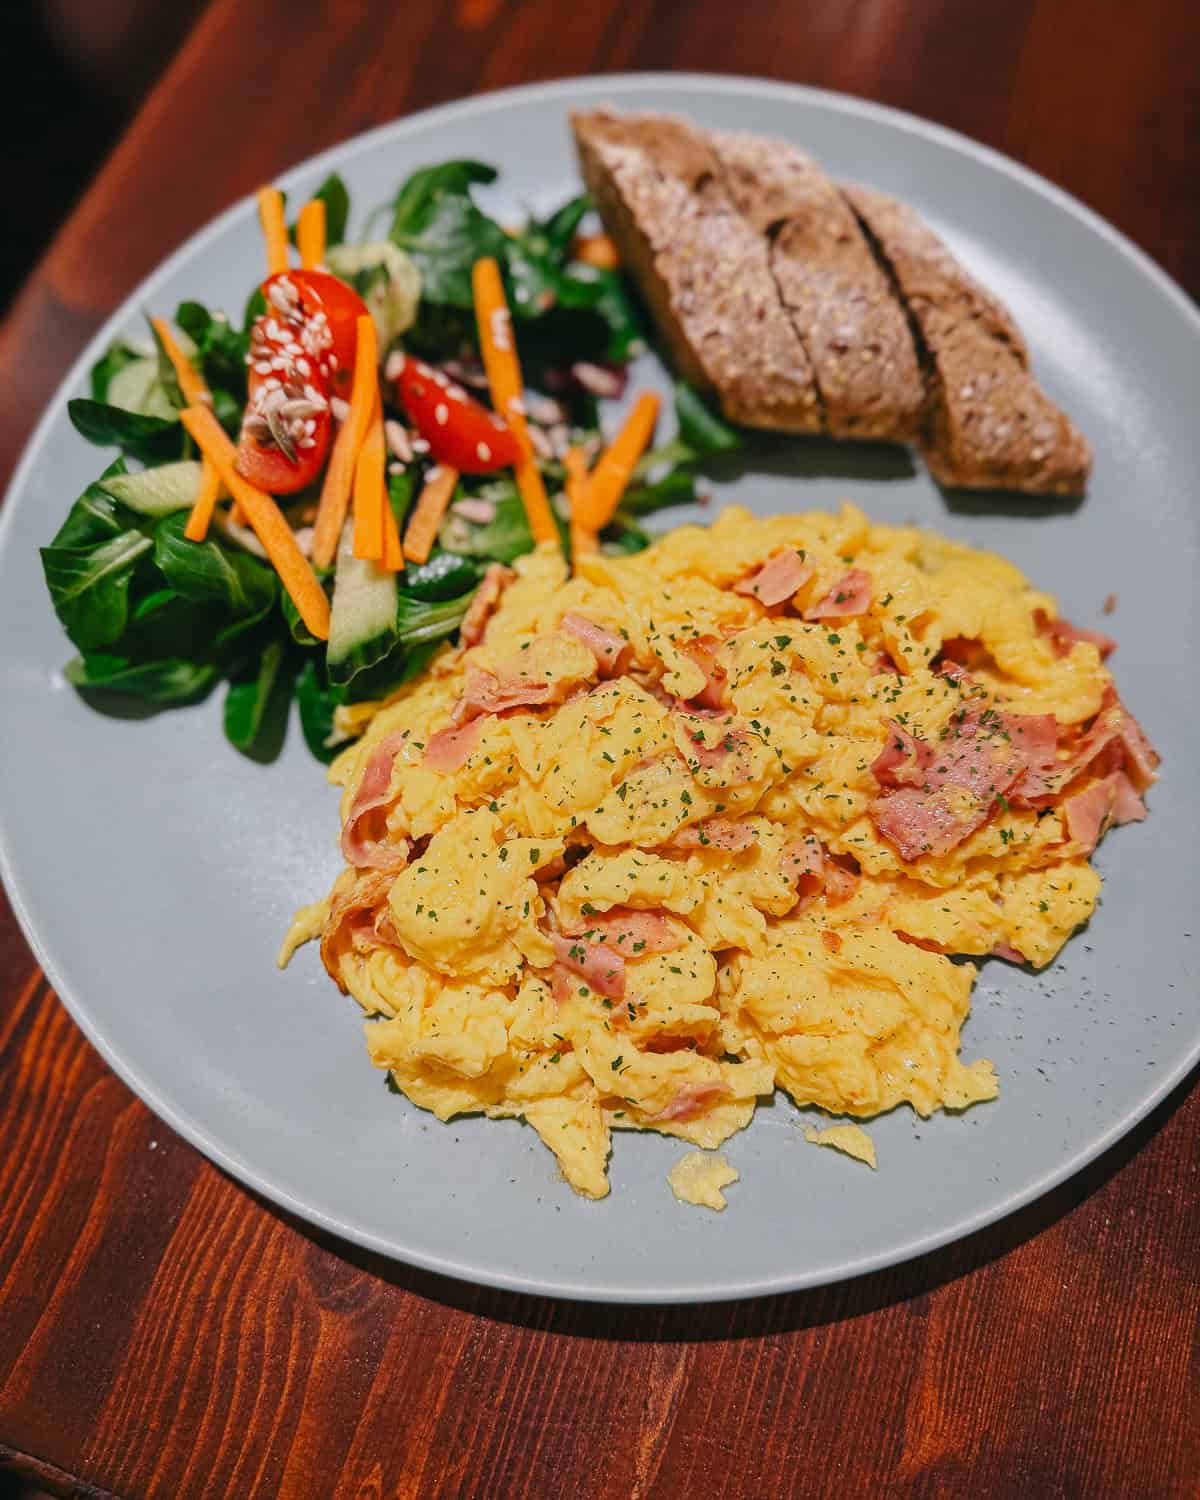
top-left (1, 75), bottom-right (1197, 1304)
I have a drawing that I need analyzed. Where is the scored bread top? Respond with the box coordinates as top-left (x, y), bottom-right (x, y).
top-left (843, 185), bottom-right (1091, 494)
top-left (571, 110), bottom-right (823, 432)
top-left (711, 130), bottom-right (926, 442)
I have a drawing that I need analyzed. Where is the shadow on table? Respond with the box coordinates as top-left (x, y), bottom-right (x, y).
top-left (272, 1061), bottom-right (1198, 1343)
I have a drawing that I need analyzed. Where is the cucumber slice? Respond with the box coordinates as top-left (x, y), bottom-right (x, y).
top-left (106, 357), bottom-right (177, 420)
top-left (327, 522), bottom-right (399, 684)
top-left (101, 460), bottom-right (203, 517)
top-left (326, 241), bottom-right (421, 348)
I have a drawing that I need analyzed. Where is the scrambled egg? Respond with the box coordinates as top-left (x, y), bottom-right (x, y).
top-left (299, 504), bottom-right (1152, 1200)
top-left (804, 1123), bottom-right (877, 1168)
top-left (668, 1152), bottom-right (739, 1210)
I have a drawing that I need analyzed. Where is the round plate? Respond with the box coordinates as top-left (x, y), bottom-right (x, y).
top-left (2, 75), bottom-right (1197, 1303)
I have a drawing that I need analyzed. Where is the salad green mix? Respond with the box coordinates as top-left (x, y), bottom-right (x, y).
top-left (40, 163), bottom-right (740, 760)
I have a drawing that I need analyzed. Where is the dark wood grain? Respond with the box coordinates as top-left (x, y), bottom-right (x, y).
top-left (1, 2), bottom-right (1197, 1496)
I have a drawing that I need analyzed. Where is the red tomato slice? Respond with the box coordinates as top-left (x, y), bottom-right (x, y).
top-left (261, 269), bottom-right (367, 394)
top-left (236, 321), bottom-right (333, 494)
top-left (393, 356), bottom-right (524, 474)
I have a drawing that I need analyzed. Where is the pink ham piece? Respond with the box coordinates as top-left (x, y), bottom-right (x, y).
top-left (1063, 777), bottom-right (1118, 852)
top-left (781, 836), bottom-right (825, 903)
top-left (823, 858), bottom-right (860, 905)
top-left (1064, 770), bottom-right (1148, 852)
top-left (991, 942), bottom-right (1028, 964)
top-left (564, 907), bottom-right (681, 955)
top-left (869, 706), bottom-right (1042, 861)
top-left (340, 732), bottom-right (411, 871)
top-left (423, 717), bottom-right (483, 773)
top-left (733, 550), bottom-right (813, 607)
top-left (459, 563), bottom-right (513, 646)
top-left (804, 567), bottom-right (873, 621)
top-left (871, 721), bottom-right (936, 789)
top-left (647, 1081), bottom-right (732, 1124)
top-left (674, 711), bottom-right (753, 772)
top-left (1035, 609), bottom-right (1116, 661)
top-left (681, 636), bottom-right (728, 710)
top-left (550, 932), bottom-right (626, 1000)
top-left (667, 817), bottom-right (756, 853)
top-left (1012, 691), bottom-right (1159, 807)
top-left (320, 869), bottom-right (396, 989)
top-left (452, 669), bottom-right (558, 724)
top-left (561, 613), bottom-right (632, 676)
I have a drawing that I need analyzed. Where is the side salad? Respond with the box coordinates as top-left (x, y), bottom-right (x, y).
top-left (40, 162), bottom-right (740, 761)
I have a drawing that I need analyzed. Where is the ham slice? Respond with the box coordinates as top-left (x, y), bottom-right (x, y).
top-left (320, 869), bottom-right (395, 987)
top-left (341, 733), bottom-right (411, 871)
top-left (1063, 777), bottom-right (1118, 852)
top-left (781, 836), bottom-right (860, 906)
top-left (1012, 691), bottom-right (1158, 807)
top-left (550, 932), bottom-right (626, 999)
top-left (673, 711), bottom-right (755, 776)
top-left (869, 705), bottom-right (1040, 860)
top-left (647, 1081), bottom-right (731, 1123)
top-left (733, 550), bottom-right (813, 607)
top-left (681, 635), bottom-right (728, 709)
top-left (1064, 769), bottom-right (1148, 851)
top-left (1035, 609), bottom-right (1116, 661)
top-left (804, 567), bottom-right (873, 620)
top-left (564, 906), bottom-right (681, 955)
top-left (459, 563), bottom-right (514, 646)
top-left (561, 613), bottom-right (632, 675)
top-left (666, 817), bottom-right (756, 852)
top-left (871, 721), bottom-right (936, 788)
top-left (423, 718), bottom-right (483, 773)
top-left (452, 668), bottom-right (558, 724)
top-left (991, 942), bottom-right (1027, 964)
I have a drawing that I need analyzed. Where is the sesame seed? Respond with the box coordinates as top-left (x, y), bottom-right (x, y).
top-left (476, 441), bottom-right (492, 463)
top-left (435, 403), bottom-right (449, 425)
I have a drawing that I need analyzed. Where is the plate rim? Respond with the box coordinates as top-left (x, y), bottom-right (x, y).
top-left (2, 71), bottom-right (1198, 1304)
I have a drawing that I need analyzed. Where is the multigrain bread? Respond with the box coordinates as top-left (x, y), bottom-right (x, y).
top-left (711, 131), bottom-right (926, 441)
top-left (571, 109), bottom-right (823, 432)
top-left (843, 185), bottom-right (1092, 494)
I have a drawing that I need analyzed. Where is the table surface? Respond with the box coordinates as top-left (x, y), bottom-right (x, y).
top-left (2, 2), bottom-right (1198, 1496)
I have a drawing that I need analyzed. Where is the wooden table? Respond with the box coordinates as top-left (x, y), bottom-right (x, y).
top-left (2, 3), bottom-right (1197, 1495)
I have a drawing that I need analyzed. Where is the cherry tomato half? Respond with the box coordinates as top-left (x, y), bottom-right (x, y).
top-left (236, 318), bottom-right (332, 494)
top-left (393, 356), bottom-right (524, 474)
top-left (261, 269), bottom-right (367, 394)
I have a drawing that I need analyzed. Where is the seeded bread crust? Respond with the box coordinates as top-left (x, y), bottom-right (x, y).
top-left (843, 185), bottom-right (1091, 494)
top-left (571, 110), bottom-right (823, 432)
top-left (711, 131), bottom-right (926, 442)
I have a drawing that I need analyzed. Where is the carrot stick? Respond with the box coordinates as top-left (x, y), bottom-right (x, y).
top-left (352, 394), bottom-right (385, 561)
top-left (311, 314), bottom-right (378, 569)
top-left (297, 198), bottom-right (326, 270)
top-left (577, 392), bottom-right (660, 531)
top-left (150, 317), bottom-right (209, 407)
top-left (403, 465), bottom-right (459, 565)
top-left (257, 187), bottom-right (290, 276)
top-left (470, 257), bottom-right (557, 547)
top-left (572, 232), bottom-right (620, 270)
top-left (179, 405), bottom-right (330, 640)
top-left (380, 477), bottom-right (405, 571)
top-left (563, 446), bottom-right (597, 562)
top-left (184, 460), bottom-right (223, 543)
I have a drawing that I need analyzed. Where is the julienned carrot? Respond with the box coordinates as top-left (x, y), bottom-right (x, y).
top-left (148, 317), bottom-right (224, 539)
top-left (184, 460), bottom-right (223, 543)
top-left (578, 392), bottom-right (660, 531)
top-left (403, 465), bottom-right (459, 565)
top-left (470, 257), bottom-right (557, 547)
top-left (297, 198), bottom-right (326, 270)
top-left (572, 232), bottom-right (620, 270)
top-left (257, 187), bottom-right (290, 276)
top-left (150, 317), bottom-right (209, 407)
top-left (352, 394), bottom-right (385, 562)
top-left (311, 314), bottom-right (378, 569)
top-left (563, 446), bottom-right (596, 562)
top-left (179, 405), bottom-right (330, 641)
top-left (380, 479), bottom-right (405, 571)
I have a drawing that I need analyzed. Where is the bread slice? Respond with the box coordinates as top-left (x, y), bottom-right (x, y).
top-left (711, 131), bottom-right (925, 442)
top-left (843, 186), bottom-right (1092, 494)
top-left (571, 110), bottom-right (822, 432)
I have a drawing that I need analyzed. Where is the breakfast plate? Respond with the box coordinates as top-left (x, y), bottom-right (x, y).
top-left (1, 74), bottom-right (1196, 1302)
